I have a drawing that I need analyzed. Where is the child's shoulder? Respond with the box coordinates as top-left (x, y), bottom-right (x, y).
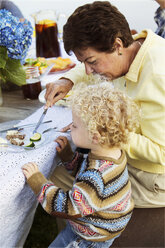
top-left (77, 152), bottom-right (128, 185)
top-left (88, 150), bottom-right (126, 163)
top-left (87, 150), bottom-right (126, 172)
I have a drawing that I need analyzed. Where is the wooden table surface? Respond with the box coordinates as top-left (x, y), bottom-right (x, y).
top-left (0, 89), bottom-right (43, 123)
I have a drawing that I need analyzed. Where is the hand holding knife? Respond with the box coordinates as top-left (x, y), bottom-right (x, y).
top-left (33, 108), bottom-right (48, 134)
top-left (31, 64), bottom-right (54, 134)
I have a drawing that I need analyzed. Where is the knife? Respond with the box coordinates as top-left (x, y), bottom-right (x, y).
top-left (33, 108), bottom-right (48, 134)
top-left (14, 120), bottom-right (52, 128)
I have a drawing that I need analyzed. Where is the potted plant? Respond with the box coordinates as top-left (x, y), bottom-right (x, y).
top-left (0, 9), bottom-right (33, 105)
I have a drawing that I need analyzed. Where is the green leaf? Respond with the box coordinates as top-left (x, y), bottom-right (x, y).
top-left (25, 58), bottom-right (35, 66)
top-left (0, 70), bottom-right (6, 83)
top-left (0, 46), bottom-right (8, 69)
top-left (40, 62), bottom-right (47, 66)
top-left (0, 58), bottom-right (26, 86)
top-left (33, 59), bottom-right (39, 65)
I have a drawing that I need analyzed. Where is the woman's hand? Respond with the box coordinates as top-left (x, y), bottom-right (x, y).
top-left (45, 79), bottom-right (74, 108)
top-left (22, 162), bottom-right (39, 180)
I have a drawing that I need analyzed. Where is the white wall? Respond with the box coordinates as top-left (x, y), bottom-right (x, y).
top-left (13, 0), bottom-right (158, 32)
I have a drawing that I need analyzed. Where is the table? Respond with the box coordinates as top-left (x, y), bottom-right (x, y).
top-left (0, 105), bottom-right (73, 248)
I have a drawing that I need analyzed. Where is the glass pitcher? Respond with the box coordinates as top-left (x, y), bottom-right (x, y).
top-left (32, 10), bottom-right (61, 58)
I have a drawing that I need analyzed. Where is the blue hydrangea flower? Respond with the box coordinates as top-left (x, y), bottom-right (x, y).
top-left (0, 9), bottom-right (33, 64)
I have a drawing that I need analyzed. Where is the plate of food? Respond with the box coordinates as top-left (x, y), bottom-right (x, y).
top-left (0, 128), bottom-right (55, 152)
top-left (24, 57), bottom-right (76, 75)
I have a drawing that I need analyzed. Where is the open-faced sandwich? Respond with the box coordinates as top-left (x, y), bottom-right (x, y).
top-left (6, 130), bottom-right (26, 146)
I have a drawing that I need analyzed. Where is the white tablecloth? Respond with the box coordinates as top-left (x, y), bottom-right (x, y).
top-left (0, 105), bottom-right (73, 248)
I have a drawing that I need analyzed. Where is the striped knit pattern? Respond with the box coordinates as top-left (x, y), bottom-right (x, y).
top-left (35, 150), bottom-right (134, 242)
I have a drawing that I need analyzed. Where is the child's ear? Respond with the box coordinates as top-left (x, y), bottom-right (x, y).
top-left (92, 133), bottom-right (100, 145)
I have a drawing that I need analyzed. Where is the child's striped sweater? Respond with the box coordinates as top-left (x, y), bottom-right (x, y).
top-left (27, 150), bottom-right (134, 242)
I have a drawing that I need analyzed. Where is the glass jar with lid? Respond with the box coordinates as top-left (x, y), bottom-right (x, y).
top-left (22, 66), bottom-right (42, 100)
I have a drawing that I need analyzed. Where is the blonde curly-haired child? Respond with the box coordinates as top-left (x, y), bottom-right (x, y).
top-left (22, 83), bottom-right (139, 248)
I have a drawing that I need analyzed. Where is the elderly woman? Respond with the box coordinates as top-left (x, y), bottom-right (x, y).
top-left (46, 1), bottom-right (165, 208)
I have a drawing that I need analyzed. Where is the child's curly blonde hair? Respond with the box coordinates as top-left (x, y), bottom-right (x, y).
top-left (69, 82), bottom-right (140, 148)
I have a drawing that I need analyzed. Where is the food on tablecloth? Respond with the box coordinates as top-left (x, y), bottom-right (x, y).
top-left (6, 130), bottom-right (26, 146)
top-left (0, 137), bottom-right (8, 146)
top-left (30, 132), bottom-right (41, 142)
top-left (10, 138), bottom-right (24, 146)
top-left (25, 57), bottom-right (75, 74)
top-left (6, 130), bottom-right (25, 140)
top-left (24, 141), bottom-right (35, 148)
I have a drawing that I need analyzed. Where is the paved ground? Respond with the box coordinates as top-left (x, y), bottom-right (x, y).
top-left (0, 89), bottom-right (42, 123)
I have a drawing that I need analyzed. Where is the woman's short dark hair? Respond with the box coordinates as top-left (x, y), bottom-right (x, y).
top-left (63, 1), bottom-right (134, 54)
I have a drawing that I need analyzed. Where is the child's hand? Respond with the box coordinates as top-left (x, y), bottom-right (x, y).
top-left (55, 136), bottom-right (74, 162)
top-left (22, 162), bottom-right (39, 180)
top-left (60, 123), bottom-right (72, 132)
top-left (55, 136), bottom-right (69, 153)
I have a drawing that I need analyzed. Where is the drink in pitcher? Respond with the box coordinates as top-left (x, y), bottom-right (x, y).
top-left (36, 21), bottom-right (61, 58)
top-left (32, 10), bottom-right (61, 58)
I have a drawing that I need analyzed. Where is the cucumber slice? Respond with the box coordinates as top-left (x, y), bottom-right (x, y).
top-left (30, 133), bottom-right (41, 142)
top-left (24, 141), bottom-right (35, 147)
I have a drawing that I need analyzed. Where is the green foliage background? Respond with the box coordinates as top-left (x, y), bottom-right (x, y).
top-left (24, 204), bottom-right (58, 248)
top-left (0, 46), bottom-right (26, 86)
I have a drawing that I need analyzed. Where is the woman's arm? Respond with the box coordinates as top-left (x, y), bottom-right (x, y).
top-left (125, 72), bottom-right (165, 166)
top-left (45, 63), bottom-right (94, 107)
top-left (125, 132), bottom-right (165, 165)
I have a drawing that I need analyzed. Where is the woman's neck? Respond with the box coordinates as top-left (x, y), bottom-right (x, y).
top-left (91, 146), bottom-right (121, 160)
top-left (128, 40), bottom-right (142, 65)
top-left (122, 39), bottom-right (143, 76)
